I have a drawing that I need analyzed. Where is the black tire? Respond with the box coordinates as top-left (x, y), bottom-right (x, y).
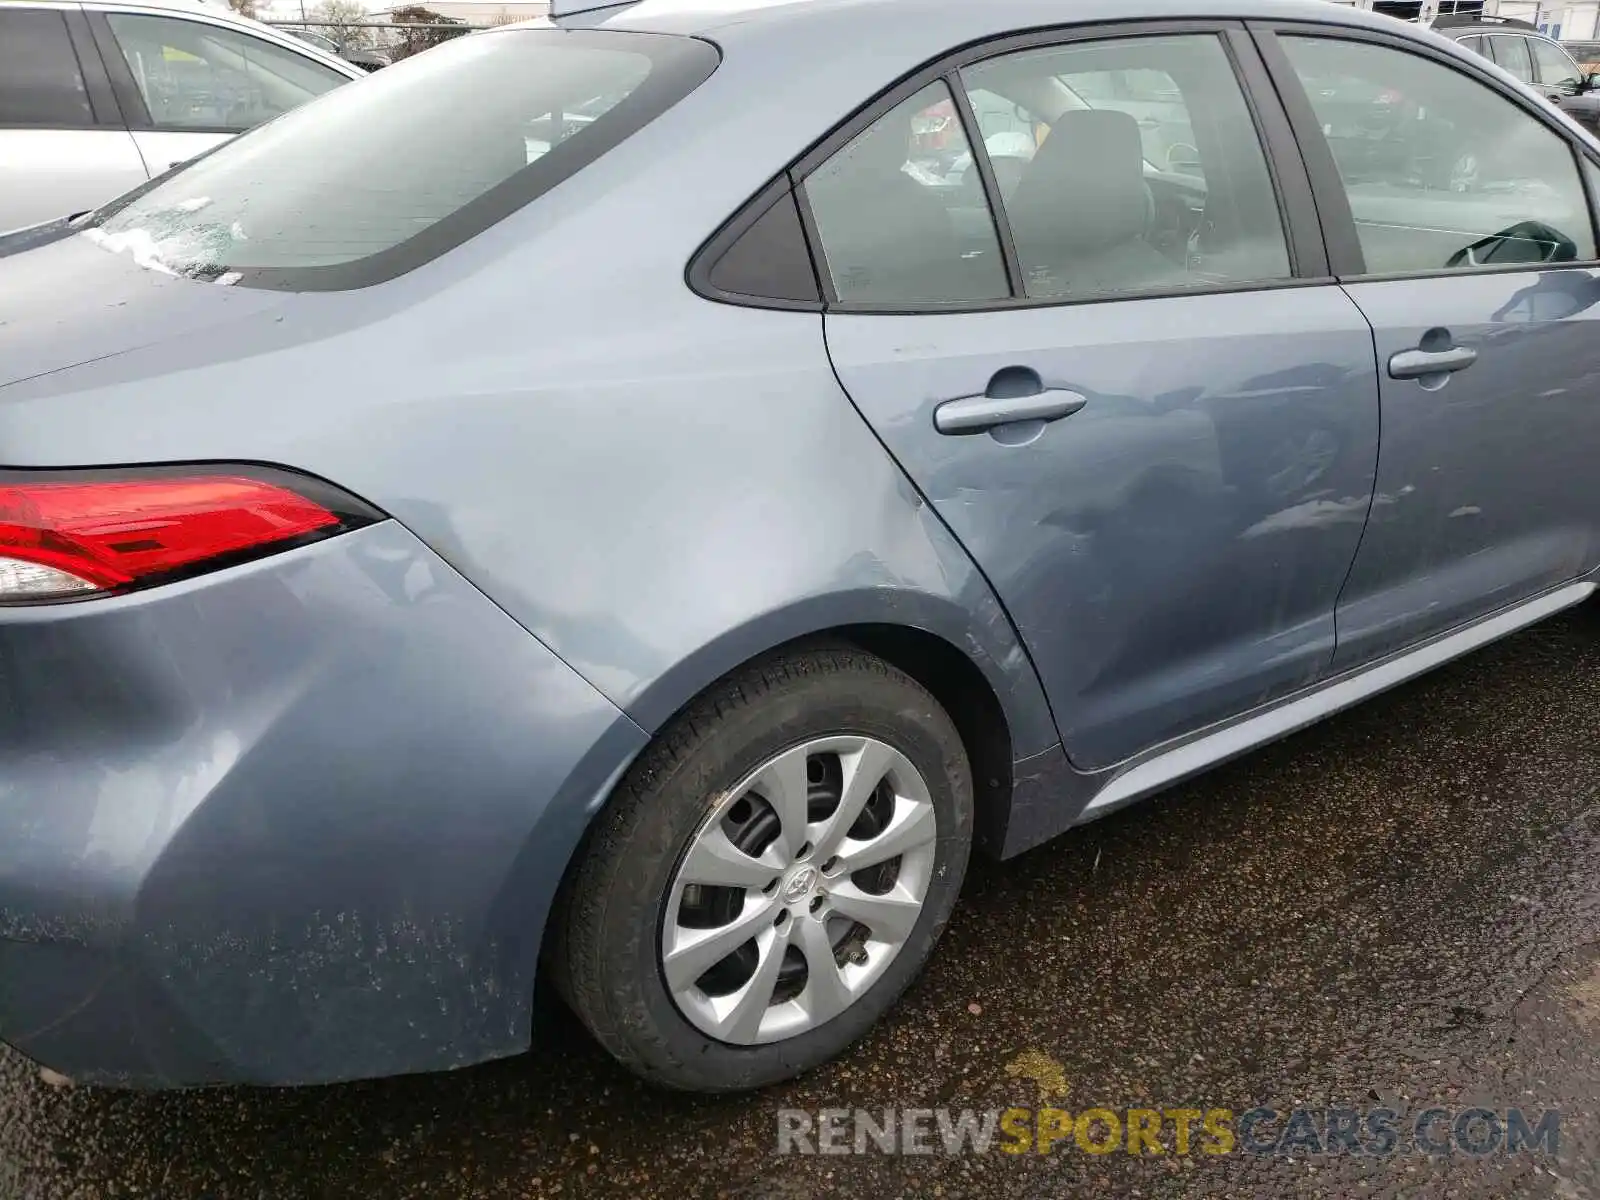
top-left (555, 644), bottom-right (973, 1093)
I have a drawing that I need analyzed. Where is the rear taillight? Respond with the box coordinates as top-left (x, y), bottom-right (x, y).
top-left (0, 467), bottom-right (381, 604)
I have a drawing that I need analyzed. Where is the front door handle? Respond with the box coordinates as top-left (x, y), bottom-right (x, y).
top-left (934, 367), bottom-right (1088, 435)
top-left (1388, 345), bottom-right (1477, 380)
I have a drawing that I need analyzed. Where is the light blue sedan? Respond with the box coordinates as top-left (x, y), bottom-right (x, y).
top-left (3, 0), bottom-right (1600, 1094)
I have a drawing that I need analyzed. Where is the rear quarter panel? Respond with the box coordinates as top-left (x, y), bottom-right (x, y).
top-left (0, 38), bottom-right (1061, 759)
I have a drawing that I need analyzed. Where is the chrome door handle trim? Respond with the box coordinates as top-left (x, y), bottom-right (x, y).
top-left (933, 389), bottom-right (1088, 435)
top-left (1388, 346), bottom-right (1478, 380)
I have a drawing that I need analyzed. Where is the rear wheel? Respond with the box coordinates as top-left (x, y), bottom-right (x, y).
top-left (556, 645), bottom-right (972, 1092)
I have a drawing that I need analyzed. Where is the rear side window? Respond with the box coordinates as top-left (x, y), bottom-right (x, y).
top-left (1529, 38), bottom-right (1583, 89)
top-left (1487, 35), bottom-right (1534, 82)
top-left (104, 13), bottom-right (349, 132)
top-left (964, 33), bottom-right (1291, 302)
top-left (83, 29), bottom-right (717, 289)
top-left (802, 80), bottom-right (1010, 305)
top-left (0, 9), bottom-right (94, 128)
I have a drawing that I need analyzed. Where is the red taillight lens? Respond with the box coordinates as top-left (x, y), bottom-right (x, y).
top-left (0, 469), bottom-right (377, 602)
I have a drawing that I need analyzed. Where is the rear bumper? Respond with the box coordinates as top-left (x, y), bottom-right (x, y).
top-left (0, 521), bottom-right (646, 1087)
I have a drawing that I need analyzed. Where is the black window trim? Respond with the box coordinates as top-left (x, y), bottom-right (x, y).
top-left (686, 175), bottom-right (824, 311)
top-left (87, 9), bottom-right (154, 129)
top-left (84, 27), bottom-right (722, 293)
top-left (88, 8), bottom-right (354, 136)
top-left (1252, 20), bottom-right (1600, 284)
top-left (796, 74), bottom-right (1012, 311)
top-left (64, 8), bottom-right (122, 129)
top-left (0, 7), bottom-right (117, 132)
top-left (945, 71), bottom-right (1023, 298)
top-left (690, 18), bottom-right (1330, 318)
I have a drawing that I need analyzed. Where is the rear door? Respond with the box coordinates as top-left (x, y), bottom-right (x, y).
top-left (0, 5), bottom-right (146, 232)
top-left (88, 8), bottom-right (351, 174)
top-left (806, 24), bottom-right (1381, 770)
top-left (1261, 25), bottom-right (1600, 668)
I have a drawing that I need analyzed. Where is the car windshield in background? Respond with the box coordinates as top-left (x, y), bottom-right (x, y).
top-left (83, 29), bottom-right (717, 290)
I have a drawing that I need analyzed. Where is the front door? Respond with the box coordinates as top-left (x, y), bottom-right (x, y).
top-left (0, 7), bottom-right (147, 231)
top-left (91, 10), bottom-right (351, 174)
top-left (802, 28), bottom-right (1381, 770)
top-left (1269, 29), bottom-right (1600, 668)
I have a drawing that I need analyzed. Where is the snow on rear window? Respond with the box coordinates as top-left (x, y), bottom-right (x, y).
top-left (84, 28), bottom-right (715, 289)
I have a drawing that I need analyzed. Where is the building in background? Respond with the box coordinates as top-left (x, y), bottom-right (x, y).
top-left (1485, 0), bottom-right (1600, 39)
top-left (1323, 0), bottom-right (1598, 39)
top-left (370, 0), bottom-right (548, 21)
top-left (1320, 1), bottom-right (1484, 19)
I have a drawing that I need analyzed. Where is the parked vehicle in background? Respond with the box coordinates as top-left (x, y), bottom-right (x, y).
top-left (1560, 39), bottom-right (1600, 74)
top-left (0, 0), bottom-right (363, 233)
top-left (281, 26), bottom-right (390, 71)
top-left (6, 0), bottom-right (1600, 1099)
top-left (1434, 13), bottom-right (1600, 131)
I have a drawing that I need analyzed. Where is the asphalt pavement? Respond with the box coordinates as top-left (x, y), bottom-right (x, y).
top-left (4, 608), bottom-right (1600, 1199)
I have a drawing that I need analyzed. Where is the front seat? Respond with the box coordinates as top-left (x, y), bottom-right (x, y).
top-left (1005, 108), bottom-right (1181, 298)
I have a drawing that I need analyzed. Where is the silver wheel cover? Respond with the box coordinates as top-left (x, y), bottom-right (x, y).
top-left (660, 735), bottom-right (938, 1046)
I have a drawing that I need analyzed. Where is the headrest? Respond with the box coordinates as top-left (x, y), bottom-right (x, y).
top-left (1007, 108), bottom-right (1151, 260)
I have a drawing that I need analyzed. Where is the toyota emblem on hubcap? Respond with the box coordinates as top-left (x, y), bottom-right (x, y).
top-left (782, 866), bottom-right (817, 903)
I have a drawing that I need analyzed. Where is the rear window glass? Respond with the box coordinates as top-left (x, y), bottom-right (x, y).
top-left (82, 28), bottom-right (717, 290)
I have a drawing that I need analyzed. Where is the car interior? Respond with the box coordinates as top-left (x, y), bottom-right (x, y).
top-left (110, 16), bottom-right (335, 129)
top-left (1283, 37), bottom-right (1595, 273)
top-left (807, 29), bottom-right (1600, 305)
top-left (809, 37), bottom-right (1285, 305)
top-left (1004, 107), bottom-right (1191, 297)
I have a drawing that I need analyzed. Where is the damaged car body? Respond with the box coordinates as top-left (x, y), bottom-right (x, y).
top-left (4, 0), bottom-right (1600, 1092)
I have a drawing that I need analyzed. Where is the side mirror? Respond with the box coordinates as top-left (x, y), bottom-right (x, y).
top-left (1587, 72), bottom-right (1600, 91)
top-left (1446, 220), bottom-right (1577, 270)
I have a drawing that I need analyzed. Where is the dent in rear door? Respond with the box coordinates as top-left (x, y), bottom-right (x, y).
top-left (825, 292), bottom-right (1380, 770)
top-left (804, 27), bottom-right (1383, 771)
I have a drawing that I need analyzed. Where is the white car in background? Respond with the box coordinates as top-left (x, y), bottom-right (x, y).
top-left (0, 0), bottom-right (363, 233)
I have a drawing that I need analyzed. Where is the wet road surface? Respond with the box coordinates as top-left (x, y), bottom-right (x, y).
top-left (4, 610), bottom-right (1600, 1199)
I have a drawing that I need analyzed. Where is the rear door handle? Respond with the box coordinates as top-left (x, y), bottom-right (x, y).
top-left (934, 368), bottom-right (1088, 435)
top-left (1388, 345), bottom-right (1477, 380)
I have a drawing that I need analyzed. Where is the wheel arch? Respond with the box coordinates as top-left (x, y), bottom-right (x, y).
top-left (537, 594), bottom-right (1066, 1041)
top-left (620, 587), bottom-right (1059, 766)
top-left (830, 622), bottom-right (1015, 856)
top-left (603, 587), bottom-right (1065, 875)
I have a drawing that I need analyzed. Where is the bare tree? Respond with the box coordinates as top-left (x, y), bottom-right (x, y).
top-left (388, 5), bottom-right (467, 60)
top-left (226, 0), bottom-right (260, 18)
top-left (312, 0), bottom-right (373, 51)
